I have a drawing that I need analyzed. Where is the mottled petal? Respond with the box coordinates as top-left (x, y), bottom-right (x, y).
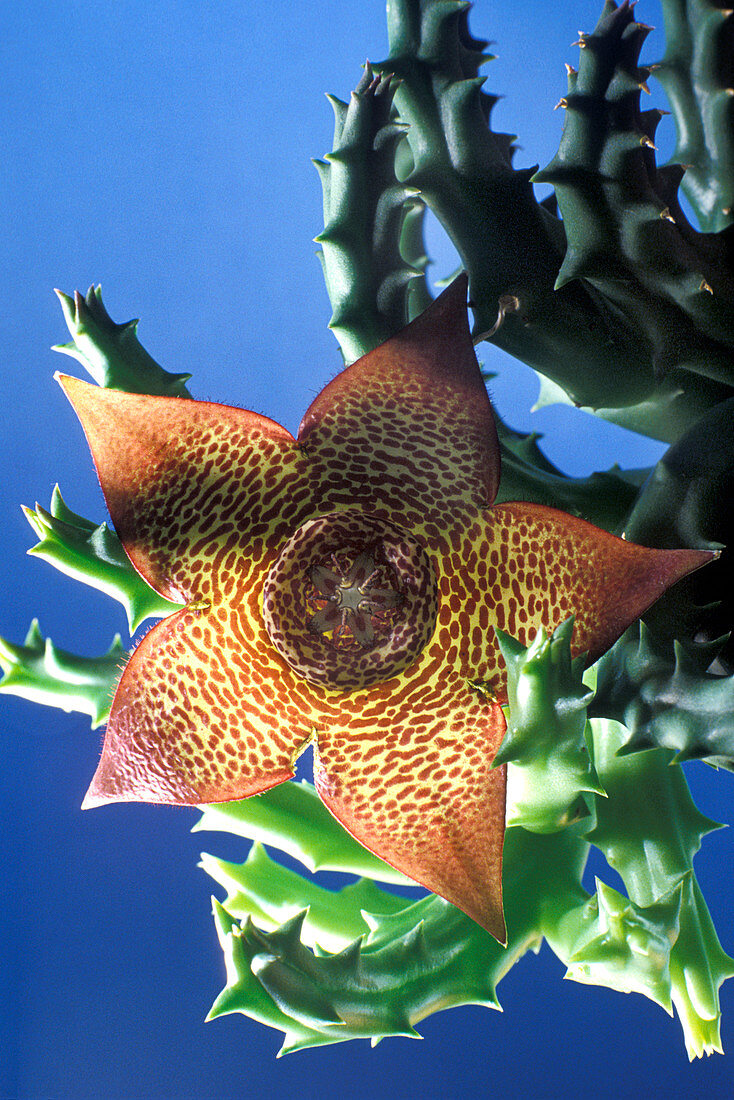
top-left (418, 505), bottom-right (715, 701)
top-left (56, 374), bottom-right (312, 604)
top-left (297, 275), bottom-right (500, 535)
top-left (83, 593), bottom-right (325, 807)
top-left (481, 504), bottom-right (715, 681)
top-left (313, 668), bottom-right (508, 942)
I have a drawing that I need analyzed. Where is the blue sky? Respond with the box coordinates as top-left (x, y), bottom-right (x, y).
top-left (3, 2), bottom-right (733, 1097)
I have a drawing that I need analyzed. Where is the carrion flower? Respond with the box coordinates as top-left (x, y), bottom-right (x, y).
top-left (57, 275), bottom-right (713, 942)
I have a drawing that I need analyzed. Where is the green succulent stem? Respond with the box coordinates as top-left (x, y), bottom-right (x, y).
top-left (199, 843), bottom-right (410, 953)
top-left (198, 621), bottom-right (730, 1057)
top-left (315, 66), bottom-right (429, 364)
top-left (587, 715), bottom-right (734, 1058)
top-left (204, 820), bottom-right (591, 1054)
top-left (536, 1), bottom-right (734, 430)
top-left (492, 405), bottom-right (647, 532)
top-left (495, 618), bottom-right (603, 833)
top-left (23, 486), bottom-right (181, 633)
top-left (54, 285), bottom-right (191, 396)
top-left (592, 621), bottom-right (734, 767)
top-left (656, 0), bottom-right (734, 232)
top-left (0, 620), bottom-right (124, 727)
top-left (195, 779), bottom-right (412, 885)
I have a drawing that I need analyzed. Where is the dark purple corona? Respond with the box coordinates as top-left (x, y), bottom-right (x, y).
top-left (262, 510), bottom-right (439, 691)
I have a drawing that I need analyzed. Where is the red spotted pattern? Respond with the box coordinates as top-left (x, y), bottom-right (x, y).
top-left (298, 275), bottom-right (500, 537)
top-left (58, 276), bottom-right (714, 941)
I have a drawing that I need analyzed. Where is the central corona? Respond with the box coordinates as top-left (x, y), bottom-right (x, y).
top-left (263, 510), bottom-right (439, 690)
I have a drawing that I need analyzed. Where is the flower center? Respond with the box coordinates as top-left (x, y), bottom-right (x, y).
top-left (263, 510), bottom-right (438, 691)
top-left (307, 547), bottom-right (404, 650)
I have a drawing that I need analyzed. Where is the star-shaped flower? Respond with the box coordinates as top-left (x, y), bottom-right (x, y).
top-left (58, 276), bottom-right (712, 942)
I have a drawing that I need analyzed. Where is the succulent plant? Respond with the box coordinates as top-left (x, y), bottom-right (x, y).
top-left (3, 0), bottom-right (734, 1065)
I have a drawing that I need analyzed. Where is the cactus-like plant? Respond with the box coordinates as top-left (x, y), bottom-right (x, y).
top-left (4, 0), bottom-right (734, 1072)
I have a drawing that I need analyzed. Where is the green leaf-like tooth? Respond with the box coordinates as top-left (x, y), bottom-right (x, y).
top-left (566, 876), bottom-right (682, 1010)
top-left (23, 486), bottom-right (182, 632)
top-left (249, 911), bottom-right (349, 1028)
top-left (0, 619), bottom-right (124, 727)
top-left (53, 284), bottom-right (191, 396)
top-left (207, 900), bottom-right (327, 1053)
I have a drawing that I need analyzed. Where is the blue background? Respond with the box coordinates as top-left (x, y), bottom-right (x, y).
top-left (3, 2), bottom-right (733, 1096)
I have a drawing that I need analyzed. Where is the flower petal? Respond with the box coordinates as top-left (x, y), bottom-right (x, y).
top-left (481, 503), bottom-right (715, 677)
top-left (83, 595), bottom-right (324, 807)
top-left (297, 275), bottom-right (500, 535)
top-left (312, 676), bottom-right (508, 942)
top-left (414, 505), bottom-right (715, 705)
top-left (56, 374), bottom-right (312, 604)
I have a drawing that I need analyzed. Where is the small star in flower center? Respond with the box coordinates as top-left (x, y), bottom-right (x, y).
top-left (307, 547), bottom-right (404, 649)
